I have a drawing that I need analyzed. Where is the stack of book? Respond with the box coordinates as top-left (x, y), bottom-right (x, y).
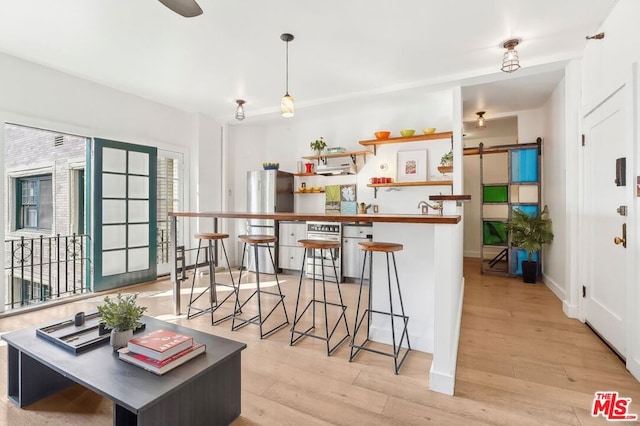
top-left (118, 329), bottom-right (206, 375)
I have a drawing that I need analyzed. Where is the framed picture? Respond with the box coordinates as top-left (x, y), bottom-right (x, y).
top-left (396, 149), bottom-right (427, 182)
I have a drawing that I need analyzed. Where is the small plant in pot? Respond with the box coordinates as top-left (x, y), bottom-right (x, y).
top-left (440, 150), bottom-right (453, 167)
top-left (507, 205), bottom-right (554, 283)
top-left (97, 292), bottom-right (147, 350)
top-left (310, 137), bottom-right (327, 155)
top-left (438, 150), bottom-right (454, 173)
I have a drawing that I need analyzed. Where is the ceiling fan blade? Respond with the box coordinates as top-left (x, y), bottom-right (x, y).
top-left (158, 0), bottom-right (203, 17)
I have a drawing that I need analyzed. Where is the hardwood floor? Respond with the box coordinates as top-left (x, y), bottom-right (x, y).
top-left (1, 258), bottom-right (638, 425)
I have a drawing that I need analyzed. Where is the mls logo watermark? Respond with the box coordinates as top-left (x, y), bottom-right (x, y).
top-left (592, 391), bottom-right (638, 421)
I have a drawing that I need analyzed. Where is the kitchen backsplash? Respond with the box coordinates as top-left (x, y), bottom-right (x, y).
top-left (326, 184), bottom-right (357, 214)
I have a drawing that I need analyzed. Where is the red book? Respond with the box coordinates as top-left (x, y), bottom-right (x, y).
top-left (127, 329), bottom-right (193, 360)
top-left (119, 342), bottom-right (206, 375)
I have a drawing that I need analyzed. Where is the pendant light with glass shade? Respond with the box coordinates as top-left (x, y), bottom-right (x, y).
top-left (476, 111), bottom-right (486, 129)
top-left (235, 99), bottom-right (246, 121)
top-left (280, 33), bottom-right (295, 118)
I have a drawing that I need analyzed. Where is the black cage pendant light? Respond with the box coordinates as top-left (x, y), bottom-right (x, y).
top-left (280, 33), bottom-right (295, 118)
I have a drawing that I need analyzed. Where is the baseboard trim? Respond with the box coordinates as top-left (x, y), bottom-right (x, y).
top-left (429, 367), bottom-right (455, 395)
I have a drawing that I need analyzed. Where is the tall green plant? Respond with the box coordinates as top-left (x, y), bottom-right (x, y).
top-left (507, 205), bottom-right (554, 262)
top-left (97, 293), bottom-right (147, 332)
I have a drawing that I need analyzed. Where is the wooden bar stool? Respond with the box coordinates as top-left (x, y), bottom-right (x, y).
top-left (232, 234), bottom-right (289, 338)
top-left (290, 239), bottom-right (350, 356)
top-left (187, 233), bottom-right (238, 325)
top-left (349, 241), bottom-right (411, 374)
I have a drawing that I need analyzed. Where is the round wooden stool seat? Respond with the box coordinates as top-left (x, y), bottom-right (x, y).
top-left (358, 241), bottom-right (403, 252)
top-left (238, 234), bottom-right (277, 244)
top-left (297, 239), bottom-right (340, 250)
top-left (194, 233), bottom-right (229, 240)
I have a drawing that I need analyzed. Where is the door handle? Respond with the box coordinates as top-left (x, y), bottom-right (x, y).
top-left (614, 223), bottom-right (627, 248)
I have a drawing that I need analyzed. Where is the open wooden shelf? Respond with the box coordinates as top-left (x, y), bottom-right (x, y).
top-left (292, 173), bottom-right (317, 177)
top-left (367, 180), bottom-right (453, 188)
top-left (359, 131), bottom-right (453, 154)
top-left (367, 180), bottom-right (453, 197)
top-left (301, 150), bottom-right (372, 163)
top-left (293, 190), bottom-right (325, 194)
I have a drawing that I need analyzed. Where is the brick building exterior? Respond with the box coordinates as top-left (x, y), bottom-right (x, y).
top-left (4, 124), bottom-right (88, 308)
top-left (4, 124), bottom-right (86, 237)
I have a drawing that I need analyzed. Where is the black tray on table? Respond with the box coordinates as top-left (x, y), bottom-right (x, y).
top-left (35, 311), bottom-right (145, 354)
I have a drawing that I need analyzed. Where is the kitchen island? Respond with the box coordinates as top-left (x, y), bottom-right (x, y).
top-left (168, 211), bottom-right (464, 395)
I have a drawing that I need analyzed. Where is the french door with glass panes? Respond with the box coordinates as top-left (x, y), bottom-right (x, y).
top-left (156, 150), bottom-right (184, 275)
top-left (92, 138), bottom-right (157, 291)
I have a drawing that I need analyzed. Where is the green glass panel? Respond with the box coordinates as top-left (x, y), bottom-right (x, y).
top-left (483, 185), bottom-right (508, 203)
top-left (483, 221), bottom-right (507, 245)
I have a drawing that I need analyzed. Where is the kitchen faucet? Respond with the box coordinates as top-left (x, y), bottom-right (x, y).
top-left (417, 200), bottom-right (443, 215)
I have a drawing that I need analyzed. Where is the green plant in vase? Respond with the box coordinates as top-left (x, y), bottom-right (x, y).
top-left (440, 150), bottom-right (453, 166)
top-left (507, 205), bottom-right (554, 283)
top-left (97, 292), bottom-right (147, 349)
top-left (310, 137), bottom-right (327, 155)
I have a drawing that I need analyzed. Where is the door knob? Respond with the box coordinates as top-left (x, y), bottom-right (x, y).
top-left (614, 223), bottom-right (627, 248)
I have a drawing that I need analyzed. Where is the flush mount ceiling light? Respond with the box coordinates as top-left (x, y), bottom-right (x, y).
top-left (501, 38), bottom-right (521, 73)
top-left (280, 33), bottom-right (295, 118)
top-left (476, 111), bottom-right (487, 129)
top-left (235, 99), bottom-right (246, 121)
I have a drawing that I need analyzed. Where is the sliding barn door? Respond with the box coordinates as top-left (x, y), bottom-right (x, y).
top-left (92, 138), bottom-right (157, 291)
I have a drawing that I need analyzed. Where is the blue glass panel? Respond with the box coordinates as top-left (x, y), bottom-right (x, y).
top-left (511, 148), bottom-right (538, 183)
top-left (512, 204), bottom-right (539, 217)
top-left (511, 248), bottom-right (539, 275)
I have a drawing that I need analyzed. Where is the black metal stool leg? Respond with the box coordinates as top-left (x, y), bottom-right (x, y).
top-left (290, 245), bottom-right (349, 355)
top-left (349, 246), bottom-right (411, 374)
top-left (350, 250), bottom-right (370, 362)
top-left (232, 240), bottom-right (289, 338)
top-left (231, 243), bottom-right (249, 331)
top-left (187, 240), bottom-right (203, 319)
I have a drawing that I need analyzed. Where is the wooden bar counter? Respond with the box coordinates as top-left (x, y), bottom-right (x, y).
top-left (168, 211), bottom-right (460, 224)
top-left (168, 211), bottom-right (463, 396)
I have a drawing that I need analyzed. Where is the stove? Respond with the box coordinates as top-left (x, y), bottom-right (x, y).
top-left (306, 221), bottom-right (342, 282)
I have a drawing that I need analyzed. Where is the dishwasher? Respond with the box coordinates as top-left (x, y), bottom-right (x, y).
top-left (342, 223), bottom-right (373, 280)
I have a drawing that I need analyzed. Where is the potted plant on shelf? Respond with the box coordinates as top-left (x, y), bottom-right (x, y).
top-left (310, 137), bottom-right (327, 156)
top-left (97, 292), bottom-right (147, 350)
top-left (507, 205), bottom-right (554, 284)
top-left (438, 150), bottom-right (453, 173)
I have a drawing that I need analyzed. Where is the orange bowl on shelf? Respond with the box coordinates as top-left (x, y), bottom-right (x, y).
top-left (374, 131), bottom-right (391, 140)
top-left (423, 127), bottom-right (436, 134)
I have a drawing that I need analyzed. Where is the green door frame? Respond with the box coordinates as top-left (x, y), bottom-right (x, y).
top-left (92, 138), bottom-right (157, 291)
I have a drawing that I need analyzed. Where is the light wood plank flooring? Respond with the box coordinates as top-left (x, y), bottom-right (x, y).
top-left (0, 258), bottom-right (638, 425)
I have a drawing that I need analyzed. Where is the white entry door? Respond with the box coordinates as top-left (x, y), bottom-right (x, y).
top-left (582, 87), bottom-right (628, 357)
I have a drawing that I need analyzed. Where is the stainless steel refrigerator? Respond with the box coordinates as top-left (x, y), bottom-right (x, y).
top-left (245, 170), bottom-right (294, 273)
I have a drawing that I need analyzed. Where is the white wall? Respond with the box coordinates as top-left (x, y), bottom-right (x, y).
top-left (0, 51), bottom-right (223, 309)
top-left (579, 0), bottom-right (640, 380)
top-left (541, 77), bottom-right (567, 300)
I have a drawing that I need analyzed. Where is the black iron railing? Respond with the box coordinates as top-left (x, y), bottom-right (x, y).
top-left (4, 234), bottom-right (91, 310)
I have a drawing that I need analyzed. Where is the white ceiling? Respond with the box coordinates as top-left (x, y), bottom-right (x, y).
top-left (0, 0), bottom-right (617, 123)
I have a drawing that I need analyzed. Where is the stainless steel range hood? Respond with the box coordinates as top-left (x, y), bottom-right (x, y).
top-left (315, 162), bottom-right (356, 175)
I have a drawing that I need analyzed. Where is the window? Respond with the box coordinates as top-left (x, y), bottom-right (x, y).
top-left (16, 175), bottom-right (53, 230)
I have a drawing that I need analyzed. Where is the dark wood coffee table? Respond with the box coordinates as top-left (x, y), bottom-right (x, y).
top-left (2, 316), bottom-right (246, 426)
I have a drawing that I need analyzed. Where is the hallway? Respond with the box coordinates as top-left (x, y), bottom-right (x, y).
top-left (455, 258), bottom-right (640, 424)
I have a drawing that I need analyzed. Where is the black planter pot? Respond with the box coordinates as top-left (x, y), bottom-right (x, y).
top-left (521, 261), bottom-right (538, 284)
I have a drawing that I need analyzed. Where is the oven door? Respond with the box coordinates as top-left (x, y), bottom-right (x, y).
top-left (305, 233), bottom-right (341, 282)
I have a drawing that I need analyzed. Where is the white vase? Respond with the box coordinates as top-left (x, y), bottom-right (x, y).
top-left (110, 329), bottom-right (133, 351)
